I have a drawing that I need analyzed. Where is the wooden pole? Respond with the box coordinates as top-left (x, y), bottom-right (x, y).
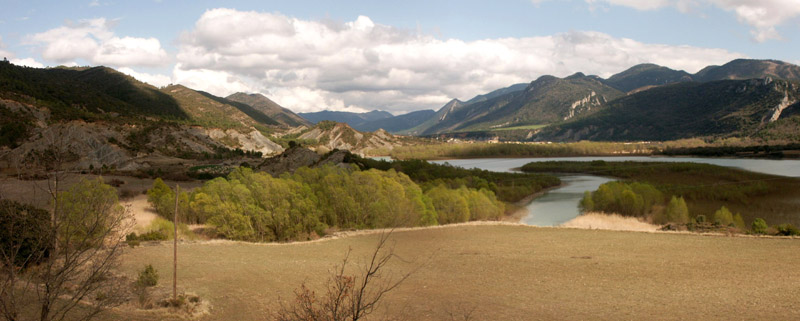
top-left (173, 184), bottom-right (179, 301)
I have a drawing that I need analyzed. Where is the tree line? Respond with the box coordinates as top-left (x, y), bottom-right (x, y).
top-left (148, 165), bottom-right (507, 242)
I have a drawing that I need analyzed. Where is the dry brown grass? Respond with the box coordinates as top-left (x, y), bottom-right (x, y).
top-left (109, 224), bottom-right (800, 320)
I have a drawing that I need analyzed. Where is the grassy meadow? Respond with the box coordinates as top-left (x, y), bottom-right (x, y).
top-left (109, 224), bottom-right (800, 320)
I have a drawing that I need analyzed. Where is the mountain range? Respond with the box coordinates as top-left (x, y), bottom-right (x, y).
top-left (0, 61), bottom-right (409, 171)
top-left (391, 58), bottom-right (800, 141)
top-left (1, 57), bottom-right (799, 169)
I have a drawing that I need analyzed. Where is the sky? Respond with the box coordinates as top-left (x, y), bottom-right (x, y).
top-left (1, 0), bottom-right (799, 114)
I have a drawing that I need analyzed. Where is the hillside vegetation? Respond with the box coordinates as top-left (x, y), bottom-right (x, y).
top-left (226, 92), bottom-right (311, 127)
top-left (0, 63), bottom-right (186, 121)
top-left (537, 78), bottom-right (800, 141)
top-left (421, 73), bottom-right (624, 134)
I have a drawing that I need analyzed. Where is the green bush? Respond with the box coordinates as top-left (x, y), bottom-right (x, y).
top-left (774, 224), bottom-right (800, 236)
top-left (752, 218), bottom-right (768, 234)
top-left (714, 206), bottom-right (734, 226)
top-left (137, 264), bottom-right (159, 287)
top-left (663, 196), bottom-right (689, 224)
top-left (580, 181), bottom-right (662, 217)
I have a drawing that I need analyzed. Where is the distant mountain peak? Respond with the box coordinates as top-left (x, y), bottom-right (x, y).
top-left (566, 72), bottom-right (586, 79)
top-left (226, 92), bottom-right (310, 127)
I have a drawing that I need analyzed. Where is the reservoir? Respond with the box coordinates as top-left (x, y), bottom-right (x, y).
top-left (432, 157), bottom-right (800, 226)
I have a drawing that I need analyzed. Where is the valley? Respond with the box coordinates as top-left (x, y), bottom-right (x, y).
top-left (2, 55), bottom-right (800, 321)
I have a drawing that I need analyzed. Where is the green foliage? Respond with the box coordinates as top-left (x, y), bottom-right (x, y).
top-left (426, 185), bottom-right (469, 224)
top-left (137, 264), bottom-right (159, 287)
top-left (349, 156), bottom-right (560, 203)
top-left (188, 165), bottom-right (505, 242)
top-left (580, 181), bottom-right (662, 218)
top-left (713, 206), bottom-right (734, 226)
top-left (192, 168), bottom-right (325, 241)
top-left (389, 141), bottom-right (656, 160)
top-left (661, 143), bottom-right (800, 158)
top-left (54, 177), bottom-right (124, 248)
top-left (733, 213), bottom-right (746, 229)
top-left (523, 160), bottom-right (800, 229)
top-left (774, 224), bottom-right (800, 236)
top-left (146, 178), bottom-right (195, 222)
top-left (0, 63), bottom-right (187, 121)
top-left (0, 106), bottom-right (32, 148)
top-left (0, 200), bottom-right (51, 267)
top-left (752, 218), bottom-right (768, 234)
top-left (579, 191), bottom-right (594, 212)
top-left (147, 178), bottom-right (174, 216)
top-left (663, 196), bottom-right (690, 224)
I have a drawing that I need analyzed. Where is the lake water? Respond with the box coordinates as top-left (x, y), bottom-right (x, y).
top-left (432, 156), bottom-right (800, 226)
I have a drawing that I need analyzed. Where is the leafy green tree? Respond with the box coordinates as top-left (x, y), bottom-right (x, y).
top-left (732, 213), bottom-right (746, 229)
top-left (147, 178), bottom-right (173, 214)
top-left (426, 185), bottom-right (470, 224)
top-left (664, 196), bottom-right (690, 224)
top-left (1, 177), bottom-right (130, 321)
top-left (56, 177), bottom-right (125, 248)
top-left (714, 206), bottom-right (734, 226)
top-left (585, 181), bottom-right (661, 217)
top-left (752, 218), bottom-right (768, 234)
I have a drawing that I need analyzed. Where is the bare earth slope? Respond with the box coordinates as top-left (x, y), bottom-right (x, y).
top-left (115, 224), bottom-right (800, 320)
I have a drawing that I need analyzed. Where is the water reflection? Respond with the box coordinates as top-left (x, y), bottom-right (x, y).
top-left (522, 175), bottom-right (614, 226)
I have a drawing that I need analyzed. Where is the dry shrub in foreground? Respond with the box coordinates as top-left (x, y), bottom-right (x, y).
top-left (275, 232), bottom-right (411, 321)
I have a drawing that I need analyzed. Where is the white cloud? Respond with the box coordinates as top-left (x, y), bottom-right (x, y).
top-left (29, 18), bottom-right (168, 67)
top-left (117, 67), bottom-right (172, 87)
top-left (10, 58), bottom-right (44, 68)
top-left (583, 0), bottom-right (800, 42)
top-left (172, 64), bottom-right (254, 96)
top-left (88, 0), bottom-right (100, 7)
top-left (176, 9), bottom-right (743, 113)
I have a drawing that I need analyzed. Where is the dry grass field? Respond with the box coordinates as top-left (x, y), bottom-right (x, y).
top-left (109, 224), bottom-right (800, 320)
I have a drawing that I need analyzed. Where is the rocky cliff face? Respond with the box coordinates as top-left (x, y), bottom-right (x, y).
top-left (0, 97), bottom-right (286, 172)
top-left (297, 122), bottom-right (407, 155)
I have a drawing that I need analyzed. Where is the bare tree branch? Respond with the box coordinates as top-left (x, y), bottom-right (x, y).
top-left (275, 230), bottom-right (415, 321)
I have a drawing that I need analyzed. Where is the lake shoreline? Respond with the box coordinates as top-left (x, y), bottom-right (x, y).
top-left (503, 183), bottom-right (567, 222)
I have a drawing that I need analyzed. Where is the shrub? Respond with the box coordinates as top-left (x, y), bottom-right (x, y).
top-left (137, 264), bottom-right (159, 287)
top-left (583, 181), bottom-right (662, 217)
top-left (774, 224), bottom-right (800, 236)
top-left (732, 213), bottom-right (746, 229)
top-left (664, 196), bottom-right (689, 224)
top-left (752, 218), bottom-right (768, 234)
top-left (713, 206), bottom-right (734, 226)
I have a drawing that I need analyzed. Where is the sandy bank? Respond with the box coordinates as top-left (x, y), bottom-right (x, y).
top-left (559, 212), bottom-right (660, 232)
